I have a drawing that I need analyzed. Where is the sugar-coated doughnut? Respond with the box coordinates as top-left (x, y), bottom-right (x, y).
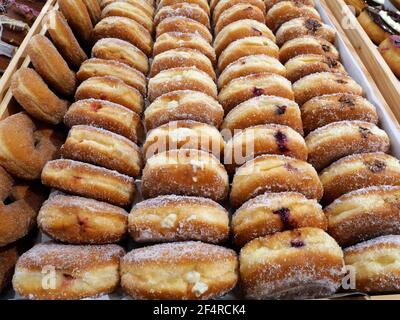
top-left (158, 0), bottom-right (210, 15)
top-left (379, 35), bottom-right (400, 78)
top-left (218, 36), bottom-right (279, 72)
top-left (42, 159), bottom-right (136, 207)
top-left (232, 193), bottom-right (326, 247)
top-left (0, 113), bottom-right (63, 180)
top-left (214, 20), bottom-right (275, 57)
top-left (218, 73), bottom-right (294, 114)
top-left (64, 99), bottom-right (144, 143)
top-left (100, 0), bottom-right (154, 17)
top-left (221, 95), bottom-right (303, 135)
top-left (129, 195), bottom-right (229, 244)
top-left (75, 76), bottom-right (144, 115)
top-left (264, 0), bottom-right (315, 12)
top-left (0, 245), bottom-right (18, 292)
top-left (83, 0), bottom-right (102, 24)
top-left (320, 153), bottom-right (400, 204)
top-left (38, 194), bottom-right (128, 244)
top-left (293, 72), bottom-right (363, 105)
top-left (148, 67), bottom-right (217, 102)
top-left (142, 149), bottom-right (229, 202)
top-left (154, 3), bottom-right (210, 28)
top-left (144, 90), bottom-right (224, 130)
top-left (213, 0), bottom-right (266, 25)
top-left (156, 17), bottom-right (212, 43)
top-left (42, 10), bottom-right (87, 69)
top-left (302, 94), bottom-right (378, 134)
top-left (240, 228), bottom-right (345, 299)
top-left (230, 155), bottom-right (323, 209)
top-left (121, 242), bottom-right (238, 299)
top-left (61, 125), bottom-right (143, 177)
top-left (27, 35), bottom-right (76, 96)
top-left (13, 243), bottom-right (125, 300)
top-left (11, 68), bottom-right (69, 125)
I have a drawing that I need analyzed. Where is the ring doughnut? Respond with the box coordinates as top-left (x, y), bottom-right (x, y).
top-left (158, 0), bottom-right (210, 15)
top-left (0, 113), bottom-right (63, 180)
top-left (128, 195), bottom-right (229, 244)
top-left (218, 36), bottom-right (279, 72)
top-left (75, 76), bottom-right (144, 115)
top-left (147, 67), bottom-right (217, 102)
top-left (61, 125), bottom-right (143, 178)
top-left (240, 228), bottom-right (345, 299)
top-left (306, 121), bottom-right (390, 171)
top-left (154, 3), bottom-right (210, 28)
top-left (156, 17), bottom-right (212, 43)
top-left (320, 153), bottom-right (400, 204)
top-left (11, 68), bottom-right (69, 125)
top-left (142, 149), bottom-right (229, 202)
top-left (27, 35), bottom-right (76, 97)
top-left (218, 73), bottom-right (294, 114)
top-left (379, 35), bottom-right (400, 78)
top-left (41, 159), bottom-right (136, 207)
top-left (12, 243), bottom-right (125, 300)
top-left (144, 90), bottom-right (224, 130)
top-left (38, 194), bottom-right (128, 244)
top-left (120, 242), bottom-right (238, 300)
top-left (100, 0), bottom-right (154, 18)
top-left (264, 0), bottom-right (315, 13)
top-left (213, 0), bottom-right (266, 25)
top-left (83, 0), bottom-right (102, 24)
top-left (0, 246), bottom-right (18, 293)
top-left (293, 72), bottom-right (363, 105)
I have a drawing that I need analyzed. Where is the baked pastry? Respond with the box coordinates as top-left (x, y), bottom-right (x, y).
top-left (121, 242), bottom-right (238, 299)
top-left (158, 0), bottom-right (210, 15)
top-left (38, 194), bottom-right (128, 244)
top-left (100, 0), bottom-right (155, 17)
top-left (142, 149), bottom-right (229, 202)
top-left (0, 246), bottom-right (18, 293)
top-left (232, 192), bottom-right (326, 247)
top-left (240, 228), bottom-right (345, 299)
top-left (391, 0), bottom-right (400, 10)
top-left (147, 67), bottom-right (217, 102)
top-left (379, 35), bottom-right (400, 78)
top-left (0, 113), bottom-right (63, 180)
top-left (154, 3), bottom-right (210, 28)
top-left (230, 155), bottom-right (323, 209)
top-left (212, 0), bottom-right (266, 25)
top-left (343, 0), bottom-right (381, 15)
top-left (64, 99), bottom-right (144, 143)
top-left (144, 90), bottom-right (224, 130)
top-left (344, 235), bottom-right (400, 293)
top-left (320, 153), bottom-right (400, 204)
top-left (221, 95), bottom-right (303, 135)
top-left (41, 159), bottom-right (136, 207)
top-left (218, 73), bottom-right (294, 113)
top-left (11, 68), bottom-right (69, 124)
top-left (129, 195), bottom-right (229, 243)
top-left (61, 125), bottom-right (143, 177)
top-left (301, 94), bottom-right (378, 134)
top-left (27, 35), bottom-right (76, 96)
top-left (83, 0), bottom-right (102, 24)
top-left (265, 0), bottom-right (315, 13)
top-left (293, 72), bottom-right (363, 105)
top-left (156, 17), bottom-right (212, 43)
top-left (75, 76), bottom-right (144, 115)
top-left (13, 243), bottom-right (125, 300)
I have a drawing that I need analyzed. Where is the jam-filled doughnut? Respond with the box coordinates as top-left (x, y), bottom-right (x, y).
top-left (148, 67), bottom-right (217, 102)
top-left (11, 68), bottom-right (69, 125)
top-left (230, 155), bottom-right (323, 209)
top-left (221, 95), bottom-right (303, 135)
top-left (38, 194), bottom-right (128, 244)
top-left (306, 121), bottom-right (390, 171)
top-left (0, 246), bottom-right (18, 293)
top-left (143, 121), bottom-right (224, 160)
top-left (224, 124), bottom-right (307, 174)
top-left (279, 36), bottom-right (339, 64)
top-left (218, 36), bottom-right (279, 72)
top-left (218, 73), bottom-right (294, 113)
top-left (121, 242), bottom-right (238, 300)
top-left (150, 49), bottom-right (216, 80)
top-left (129, 195), bottom-right (229, 244)
top-left (0, 113), bottom-right (63, 180)
top-left (301, 94), bottom-right (378, 134)
top-left (213, 20), bottom-right (275, 57)
top-left (75, 76), bottom-right (144, 115)
top-left (212, 0), bottom-right (266, 25)
top-left (64, 99), bottom-right (144, 143)
top-left (142, 149), bottom-right (229, 202)
top-left (83, 0), bottom-right (102, 24)
top-left (218, 55), bottom-right (286, 89)
top-left (61, 125), bottom-right (143, 178)
top-left (100, 0), bottom-right (154, 17)
top-left (12, 243), bottom-right (125, 300)
top-left (27, 35), bottom-right (76, 97)
top-left (285, 54), bottom-right (346, 83)
top-left (264, 0), bottom-right (315, 12)
top-left (154, 3), bottom-right (210, 28)
top-left (59, 0), bottom-right (93, 43)
top-left (344, 235), bottom-right (400, 293)
top-left (41, 159), bottom-right (136, 207)
top-left (156, 17), bottom-right (212, 43)
top-left (240, 227), bottom-right (345, 299)
top-left (93, 16), bottom-right (153, 56)
top-left (320, 153), bottom-right (400, 204)
top-left (144, 90), bottom-right (224, 130)
top-left (293, 72), bottom-right (363, 105)
top-left (158, 0), bottom-right (210, 15)
top-left (379, 35), bottom-right (400, 78)
top-left (232, 193), bottom-right (326, 247)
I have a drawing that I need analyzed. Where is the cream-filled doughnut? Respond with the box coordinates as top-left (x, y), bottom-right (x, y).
top-left (156, 17), bottom-right (212, 43)
top-left (264, 0), bottom-right (315, 12)
top-left (213, 0), bottom-right (266, 25)
top-left (158, 0), bottom-right (210, 15)
top-left (100, 0), bottom-right (154, 17)
top-left (154, 3), bottom-right (210, 28)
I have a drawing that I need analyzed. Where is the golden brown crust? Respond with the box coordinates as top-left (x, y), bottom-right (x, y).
top-left (213, 0), bottom-right (266, 25)
top-left (154, 3), bottom-right (210, 28)
top-left (100, 0), bottom-right (154, 17)
top-left (264, 0), bottom-right (315, 12)
top-left (83, 0), bottom-right (102, 24)
top-left (358, 9), bottom-right (392, 45)
top-left (0, 245), bottom-right (18, 293)
top-left (379, 36), bottom-right (400, 78)
top-left (158, 0), bottom-right (210, 15)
